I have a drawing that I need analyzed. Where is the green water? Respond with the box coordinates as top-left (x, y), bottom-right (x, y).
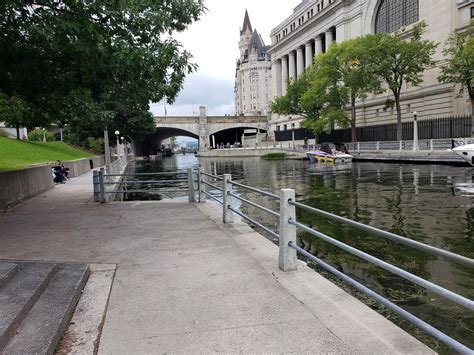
top-left (124, 155), bottom-right (474, 352)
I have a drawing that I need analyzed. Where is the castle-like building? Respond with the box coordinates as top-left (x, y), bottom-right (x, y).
top-left (234, 11), bottom-right (272, 116)
top-left (268, 0), bottom-right (474, 136)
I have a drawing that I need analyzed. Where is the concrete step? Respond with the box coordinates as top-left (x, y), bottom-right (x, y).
top-left (0, 263), bottom-right (17, 287)
top-left (2, 263), bottom-right (90, 355)
top-left (0, 262), bottom-right (57, 350)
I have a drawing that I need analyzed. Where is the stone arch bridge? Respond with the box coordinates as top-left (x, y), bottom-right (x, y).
top-left (150, 106), bottom-right (268, 152)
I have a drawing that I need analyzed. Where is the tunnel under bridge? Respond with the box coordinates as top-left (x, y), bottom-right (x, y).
top-left (135, 107), bottom-right (268, 156)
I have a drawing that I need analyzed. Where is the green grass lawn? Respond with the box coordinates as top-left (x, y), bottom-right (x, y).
top-left (0, 137), bottom-right (96, 171)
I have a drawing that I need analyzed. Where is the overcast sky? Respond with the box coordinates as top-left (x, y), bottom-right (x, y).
top-left (150, 0), bottom-right (300, 117)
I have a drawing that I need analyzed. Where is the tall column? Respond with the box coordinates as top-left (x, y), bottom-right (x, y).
top-left (281, 55), bottom-right (288, 95)
top-left (288, 51), bottom-right (296, 80)
top-left (325, 29), bottom-right (334, 51)
top-left (198, 106), bottom-right (209, 151)
top-left (315, 36), bottom-right (323, 57)
top-left (305, 42), bottom-right (313, 69)
top-left (272, 58), bottom-right (282, 98)
top-left (296, 47), bottom-right (304, 77)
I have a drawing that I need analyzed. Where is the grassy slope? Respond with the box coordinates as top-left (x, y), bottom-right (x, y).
top-left (0, 137), bottom-right (95, 171)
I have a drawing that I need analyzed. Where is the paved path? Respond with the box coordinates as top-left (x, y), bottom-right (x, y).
top-left (0, 170), bottom-right (433, 354)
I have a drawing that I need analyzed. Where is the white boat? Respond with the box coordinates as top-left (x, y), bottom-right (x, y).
top-left (452, 144), bottom-right (474, 166)
top-left (306, 148), bottom-right (353, 163)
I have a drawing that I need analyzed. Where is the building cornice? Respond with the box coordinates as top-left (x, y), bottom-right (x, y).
top-left (269, 0), bottom-right (347, 54)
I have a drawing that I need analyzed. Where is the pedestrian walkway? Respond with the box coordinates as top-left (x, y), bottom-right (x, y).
top-left (0, 170), bottom-right (433, 353)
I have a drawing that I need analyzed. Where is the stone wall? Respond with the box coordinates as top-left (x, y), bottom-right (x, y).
top-left (0, 156), bottom-right (104, 211)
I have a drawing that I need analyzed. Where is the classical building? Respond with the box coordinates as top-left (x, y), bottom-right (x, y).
top-left (234, 10), bottom-right (272, 116)
top-left (268, 0), bottom-right (474, 137)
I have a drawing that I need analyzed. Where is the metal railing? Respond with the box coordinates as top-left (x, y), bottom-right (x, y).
top-left (93, 168), bottom-right (197, 203)
top-left (197, 169), bottom-right (474, 354)
top-left (92, 166), bottom-right (474, 352)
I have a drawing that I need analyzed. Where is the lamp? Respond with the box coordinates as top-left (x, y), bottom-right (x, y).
top-left (114, 130), bottom-right (120, 151)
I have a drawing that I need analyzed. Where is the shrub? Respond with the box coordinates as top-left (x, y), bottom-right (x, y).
top-left (261, 153), bottom-right (287, 160)
top-left (28, 129), bottom-right (53, 142)
top-left (86, 137), bottom-right (104, 153)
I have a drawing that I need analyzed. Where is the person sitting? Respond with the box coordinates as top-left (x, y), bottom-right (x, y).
top-left (52, 165), bottom-right (64, 184)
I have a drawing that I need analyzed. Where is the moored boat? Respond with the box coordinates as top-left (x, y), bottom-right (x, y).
top-left (306, 150), bottom-right (353, 163)
top-left (452, 144), bottom-right (474, 166)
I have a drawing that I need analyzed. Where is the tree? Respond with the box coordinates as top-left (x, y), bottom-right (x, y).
top-left (0, 93), bottom-right (31, 139)
top-left (438, 21), bottom-right (474, 135)
top-left (0, 1), bottom-right (205, 140)
top-left (308, 38), bottom-right (382, 142)
top-left (270, 70), bottom-right (325, 140)
top-left (364, 22), bottom-right (437, 141)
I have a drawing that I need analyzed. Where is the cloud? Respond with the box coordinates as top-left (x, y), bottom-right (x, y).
top-left (150, 74), bottom-right (235, 116)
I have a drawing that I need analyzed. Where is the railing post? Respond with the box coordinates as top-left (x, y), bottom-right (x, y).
top-left (376, 141), bottom-right (380, 151)
top-left (187, 168), bottom-right (195, 202)
top-left (399, 140), bottom-right (403, 151)
top-left (93, 171), bottom-right (100, 202)
top-left (99, 168), bottom-right (106, 204)
top-left (357, 142), bottom-right (360, 152)
top-left (223, 174), bottom-right (234, 223)
top-left (198, 167), bottom-right (206, 203)
top-left (278, 189), bottom-right (297, 272)
top-left (430, 139), bottom-right (434, 151)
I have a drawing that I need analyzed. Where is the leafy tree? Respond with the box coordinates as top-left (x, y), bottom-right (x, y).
top-left (0, 1), bottom-right (205, 140)
top-left (438, 21), bottom-right (474, 135)
top-left (270, 70), bottom-right (325, 140)
top-left (363, 22), bottom-right (437, 141)
top-left (308, 38), bottom-right (382, 142)
top-left (0, 93), bottom-right (31, 139)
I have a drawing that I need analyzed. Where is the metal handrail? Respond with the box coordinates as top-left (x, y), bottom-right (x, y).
top-left (228, 206), bottom-right (280, 240)
top-left (105, 172), bottom-right (188, 177)
top-left (105, 179), bottom-right (188, 185)
top-left (289, 242), bottom-right (472, 355)
top-left (228, 192), bottom-right (279, 219)
top-left (202, 190), bottom-right (223, 204)
top-left (201, 170), bottom-right (473, 352)
top-left (202, 180), bottom-right (223, 192)
top-left (201, 171), bottom-right (223, 180)
top-left (229, 180), bottom-right (280, 200)
top-left (106, 189), bottom-right (186, 194)
top-left (289, 219), bottom-right (474, 311)
top-left (289, 200), bottom-right (474, 268)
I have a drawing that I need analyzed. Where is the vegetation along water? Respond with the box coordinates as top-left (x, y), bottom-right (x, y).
top-left (121, 154), bottom-right (473, 351)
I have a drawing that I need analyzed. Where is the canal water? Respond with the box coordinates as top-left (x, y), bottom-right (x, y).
top-left (123, 154), bottom-right (474, 351)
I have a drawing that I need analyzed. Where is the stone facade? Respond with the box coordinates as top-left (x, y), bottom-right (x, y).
top-left (234, 10), bottom-right (272, 116)
top-left (268, 0), bottom-right (474, 136)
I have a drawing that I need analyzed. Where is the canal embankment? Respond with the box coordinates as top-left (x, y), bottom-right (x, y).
top-left (0, 169), bottom-right (434, 353)
top-left (351, 149), bottom-right (468, 165)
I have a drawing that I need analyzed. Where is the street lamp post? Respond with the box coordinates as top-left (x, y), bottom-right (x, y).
top-left (42, 128), bottom-right (46, 142)
top-left (104, 127), bottom-right (111, 166)
top-left (120, 136), bottom-right (125, 157)
top-left (412, 111), bottom-right (419, 152)
top-left (115, 130), bottom-right (120, 156)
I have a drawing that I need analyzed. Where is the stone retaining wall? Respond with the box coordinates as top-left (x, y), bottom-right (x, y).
top-left (0, 156), bottom-right (104, 211)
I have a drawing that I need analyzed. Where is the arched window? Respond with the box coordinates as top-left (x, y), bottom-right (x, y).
top-left (375, 0), bottom-right (419, 33)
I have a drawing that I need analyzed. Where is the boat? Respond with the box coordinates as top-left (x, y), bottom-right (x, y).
top-left (306, 143), bottom-right (353, 163)
top-left (452, 144), bottom-right (474, 166)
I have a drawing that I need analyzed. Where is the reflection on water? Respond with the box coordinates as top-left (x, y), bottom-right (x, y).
top-left (127, 154), bottom-right (474, 349)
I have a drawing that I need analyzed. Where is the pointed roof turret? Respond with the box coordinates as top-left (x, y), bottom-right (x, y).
top-left (248, 29), bottom-right (268, 60)
top-left (240, 9), bottom-right (253, 35)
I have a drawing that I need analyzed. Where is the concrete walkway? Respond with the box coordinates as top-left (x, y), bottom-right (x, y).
top-left (0, 170), bottom-right (434, 354)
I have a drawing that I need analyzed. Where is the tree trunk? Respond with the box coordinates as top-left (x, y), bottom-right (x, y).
top-left (395, 93), bottom-right (402, 141)
top-left (15, 125), bottom-right (20, 140)
top-left (351, 97), bottom-right (357, 142)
